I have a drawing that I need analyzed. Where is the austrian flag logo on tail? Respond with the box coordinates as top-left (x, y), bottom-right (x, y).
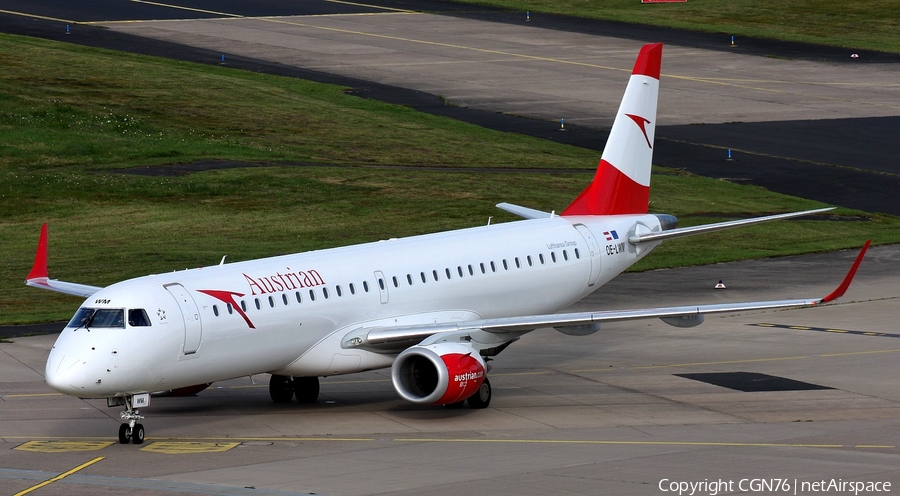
top-left (603, 230), bottom-right (619, 241)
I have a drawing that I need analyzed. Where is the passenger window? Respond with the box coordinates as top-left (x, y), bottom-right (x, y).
top-left (407, 274), bottom-right (414, 285)
top-left (515, 257), bottom-right (521, 269)
top-left (575, 248), bottom-right (581, 259)
top-left (337, 285), bottom-right (343, 297)
top-left (563, 250), bottom-right (569, 261)
top-left (551, 252), bottom-right (557, 263)
top-left (490, 261), bottom-right (496, 272)
top-left (539, 254), bottom-right (545, 265)
top-left (421, 272), bottom-right (427, 283)
top-left (227, 303), bottom-right (234, 314)
top-left (432, 270), bottom-right (439, 282)
top-left (268, 296), bottom-right (275, 308)
top-left (392, 276), bottom-right (399, 288)
top-left (254, 298), bottom-right (261, 310)
top-left (128, 309), bottom-right (152, 327)
top-left (502, 259), bottom-right (508, 270)
top-left (363, 281), bottom-right (370, 292)
top-left (323, 287), bottom-right (330, 299)
top-left (213, 305), bottom-right (219, 316)
top-left (480, 263), bottom-right (486, 274)
top-left (282, 294), bottom-right (289, 305)
top-left (527, 255), bottom-right (533, 267)
top-left (445, 268), bottom-right (452, 279)
top-left (295, 292), bottom-right (302, 303)
top-left (349, 283), bottom-right (356, 295)
top-left (378, 278), bottom-right (385, 290)
top-left (309, 289), bottom-right (316, 301)
top-left (468, 264), bottom-right (474, 276)
top-left (241, 301), bottom-right (247, 312)
top-left (458, 266), bottom-right (464, 277)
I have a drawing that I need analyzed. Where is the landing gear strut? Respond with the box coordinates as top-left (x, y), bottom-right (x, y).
top-left (117, 395), bottom-right (145, 444)
top-left (269, 375), bottom-right (320, 404)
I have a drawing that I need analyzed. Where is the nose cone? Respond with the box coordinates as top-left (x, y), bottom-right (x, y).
top-left (45, 353), bottom-right (87, 394)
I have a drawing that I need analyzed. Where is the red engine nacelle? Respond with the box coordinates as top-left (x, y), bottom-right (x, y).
top-left (391, 343), bottom-right (486, 405)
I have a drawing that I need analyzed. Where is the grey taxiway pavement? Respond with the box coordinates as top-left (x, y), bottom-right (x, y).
top-left (2, 245), bottom-right (899, 495)
top-left (94, 10), bottom-right (899, 128)
top-left (2, 1), bottom-right (900, 494)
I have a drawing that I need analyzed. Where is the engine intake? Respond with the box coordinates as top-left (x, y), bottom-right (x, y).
top-left (391, 343), bottom-right (486, 405)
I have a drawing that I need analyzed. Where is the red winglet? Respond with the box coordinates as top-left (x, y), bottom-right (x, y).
top-left (26, 223), bottom-right (49, 281)
top-left (632, 42), bottom-right (662, 80)
top-left (820, 240), bottom-right (871, 303)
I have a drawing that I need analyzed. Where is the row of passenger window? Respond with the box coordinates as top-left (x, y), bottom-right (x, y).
top-left (388, 248), bottom-right (580, 289)
top-left (211, 281), bottom-right (369, 317)
top-left (210, 248), bottom-right (580, 318)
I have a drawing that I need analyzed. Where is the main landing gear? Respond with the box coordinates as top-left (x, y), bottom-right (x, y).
top-left (467, 377), bottom-right (492, 409)
top-left (269, 375), bottom-right (320, 404)
top-left (117, 395), bottom-right (145, 444)
top-left (445, 377), bottom-right (492, 409)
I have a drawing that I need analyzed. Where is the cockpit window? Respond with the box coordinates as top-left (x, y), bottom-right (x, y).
top-left (67, 308), bottom-right (94, 328)
top-left (67, 308), bottom-right (125, 329)
top-left (128, 309), bottom-right (151, 327)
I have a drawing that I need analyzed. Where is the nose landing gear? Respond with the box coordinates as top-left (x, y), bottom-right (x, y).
top-left (113, 394), bottom-right (147, 444)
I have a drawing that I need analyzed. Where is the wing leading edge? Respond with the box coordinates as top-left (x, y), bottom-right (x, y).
top-left (25, 224), bottom-right (103, 298)
top-left (342, 241), bottom-right (871, 355)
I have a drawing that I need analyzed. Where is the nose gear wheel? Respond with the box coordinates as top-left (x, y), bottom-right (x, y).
top-left (117, 395), bottom-right (146, 444)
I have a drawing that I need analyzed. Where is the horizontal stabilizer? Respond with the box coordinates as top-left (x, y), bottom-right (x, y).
top-left (629, 207), bottom-right (834, 244)
top-left (496, 203), bottom-right (552, 219)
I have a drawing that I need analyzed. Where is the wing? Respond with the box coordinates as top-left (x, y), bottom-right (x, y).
top-left (342, 240), bottom-right (870, 355)
top-left (25, 224), bottom-right (103, 298)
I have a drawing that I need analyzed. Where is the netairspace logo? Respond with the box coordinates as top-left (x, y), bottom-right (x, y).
top-left (658, 478), bottom-right (891, 496)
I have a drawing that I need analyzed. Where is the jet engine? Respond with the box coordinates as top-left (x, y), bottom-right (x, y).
top-left (391, 343), bottom-right (486, 405)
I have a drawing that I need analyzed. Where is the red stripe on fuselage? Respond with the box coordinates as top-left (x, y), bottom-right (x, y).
top-left (197, 289), bottom-right (256, 329)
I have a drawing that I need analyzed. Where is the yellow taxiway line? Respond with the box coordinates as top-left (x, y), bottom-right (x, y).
top-left (13, 456), bottom-right (104, 496)
top-left (0, 8), bottom-right (75, 24)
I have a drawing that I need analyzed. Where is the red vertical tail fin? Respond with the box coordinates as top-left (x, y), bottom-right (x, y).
top-left (562, 43), bottom-right (662, 216)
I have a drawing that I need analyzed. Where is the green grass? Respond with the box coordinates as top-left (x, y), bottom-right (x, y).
top-left (454, 0), bottom-right (900, 54)
top-left (0, 33), bottom-right (896, 324)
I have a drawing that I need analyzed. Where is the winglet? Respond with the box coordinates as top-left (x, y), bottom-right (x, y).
top-left (819, 240), bottom-right (871, 303)
top-left (26, 223), bottom-right (49, 281)
top-left (632, 42), bottom-right (663, 79)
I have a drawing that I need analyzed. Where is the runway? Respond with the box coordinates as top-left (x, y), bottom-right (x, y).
top-left (1, 1), bottom-right (899, 494)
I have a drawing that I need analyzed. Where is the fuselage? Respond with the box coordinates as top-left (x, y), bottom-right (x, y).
top-left (45, 214), bottom-right (664, 399)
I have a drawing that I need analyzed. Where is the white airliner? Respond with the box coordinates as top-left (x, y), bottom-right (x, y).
top-left (26, 43), bottom-right (869, 445)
